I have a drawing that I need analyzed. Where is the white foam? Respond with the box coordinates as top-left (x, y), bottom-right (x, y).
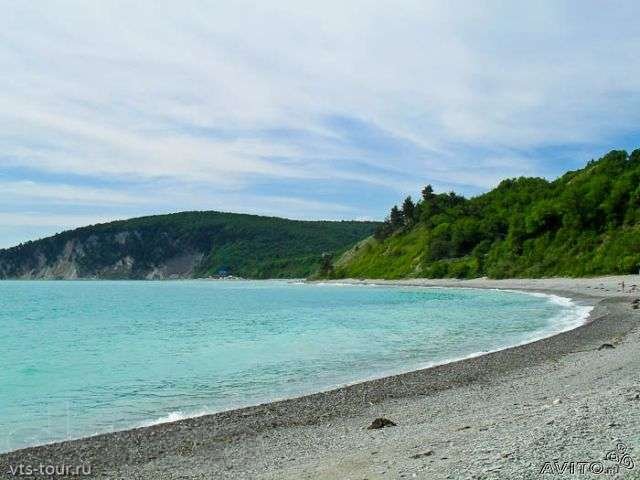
top-left (138, 409), bottom-right (211, 427)
top-left (308, 281), bottom-right (381, 287)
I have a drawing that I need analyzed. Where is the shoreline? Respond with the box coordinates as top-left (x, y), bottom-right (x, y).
top-left (2, 275), bottom-right (639, 479)
top-left (1, 281), bottom-right (592, 453)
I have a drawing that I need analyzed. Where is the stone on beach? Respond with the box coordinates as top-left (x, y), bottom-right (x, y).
top-left (367, 417), bottom-right (397, 429)
top-left (409, 450), bottom-right (434, 459)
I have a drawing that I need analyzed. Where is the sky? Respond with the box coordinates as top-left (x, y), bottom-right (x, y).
top-left (2, 1), bottom-right (640, 248)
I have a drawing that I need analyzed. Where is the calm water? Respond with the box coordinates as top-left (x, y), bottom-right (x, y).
top-left (0, 280), bottom-right (590, 452)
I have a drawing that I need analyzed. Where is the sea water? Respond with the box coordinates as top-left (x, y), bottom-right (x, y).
top-left (0, 280), bottom-right (591, 452)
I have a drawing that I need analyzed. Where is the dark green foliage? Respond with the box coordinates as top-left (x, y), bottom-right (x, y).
top-left (421, 184), bottom-right (435, 201)
top-left (389, 205), bottom-right (403, 229)
top-left (319, 252), bottom-right (334, 276)
top-left (0, 211), bottom-right (378, 279)
top-left (373, 221), bottom-right (393, 240)
top-left (402, 196), bottom-right (416, 224)
top-left (330, 149), bottom-right (640, 279)
top-left (374, 199), bottom-right (416, 241)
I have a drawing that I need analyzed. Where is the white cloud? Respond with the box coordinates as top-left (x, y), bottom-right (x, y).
top-left (0, 180), bottom-right (150, 205)
top-left (1, 0), bottom-right (640, 244)
top-left (0, 212), bottom-right (117, 228)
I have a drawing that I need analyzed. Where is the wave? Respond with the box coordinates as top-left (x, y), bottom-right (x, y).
top-left (305, 281), bottom-right (381, 287)
top-left (137, 409), bottom-right (211, 427)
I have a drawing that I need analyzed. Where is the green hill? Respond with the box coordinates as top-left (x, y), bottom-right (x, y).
top-left (0, 211), bottom-right (378, 279)
top-left (326, 149), bottom-right (640, 279)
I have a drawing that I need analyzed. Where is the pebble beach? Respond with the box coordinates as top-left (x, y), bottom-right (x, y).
top-left (2, 275), bottom-right (640, 479)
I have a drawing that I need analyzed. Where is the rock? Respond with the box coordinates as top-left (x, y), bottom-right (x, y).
top-left (410, 450), bottom-right (434, 459)
top-left (598, 343), bottom-right (615, 350)
top-left (367, 417), bottom-right (397, 429)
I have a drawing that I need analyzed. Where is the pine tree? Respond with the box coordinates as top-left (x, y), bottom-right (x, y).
top-left (421, 184), bottom-right (434, 201)
top-left (402, 196), bottom-right (415, 223)
top-left (389, 205), bottom-right (403, 229)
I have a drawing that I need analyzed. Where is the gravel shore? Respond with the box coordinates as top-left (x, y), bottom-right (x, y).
top-left (2, 275), bottom-right (640, 479)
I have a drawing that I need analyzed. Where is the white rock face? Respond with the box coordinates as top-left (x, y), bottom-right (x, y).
top-left (0, 231), bottom-right (206, 280)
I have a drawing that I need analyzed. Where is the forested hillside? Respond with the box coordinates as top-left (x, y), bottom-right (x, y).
top-left (0, 211), bottom-right (378, 279)
top-left (326, 150), bottom-right (640, 279)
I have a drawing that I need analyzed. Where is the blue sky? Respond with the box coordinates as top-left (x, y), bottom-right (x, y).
top-left (2, 1), bottom-right (640, 248)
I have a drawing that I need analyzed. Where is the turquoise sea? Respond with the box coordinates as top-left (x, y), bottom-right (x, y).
top-left (0, 280), bottom-right (591, 452)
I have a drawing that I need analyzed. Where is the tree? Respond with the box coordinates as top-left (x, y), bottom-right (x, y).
top-left (421, 185), bottom-right (434, 201)
top-left (389, 205), bottom-right (403, 229)
top-left (402, 196), bottom-right (415, 223)
top-left (325, 148), bottom-right (640, 280)
top-left (319, 252), bottom-right (333, 276)
top-left (374, 219), bottom-right (393, 240)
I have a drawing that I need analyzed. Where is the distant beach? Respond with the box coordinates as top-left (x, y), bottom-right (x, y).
top-left (2, 275), bottom-right (639, 479)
